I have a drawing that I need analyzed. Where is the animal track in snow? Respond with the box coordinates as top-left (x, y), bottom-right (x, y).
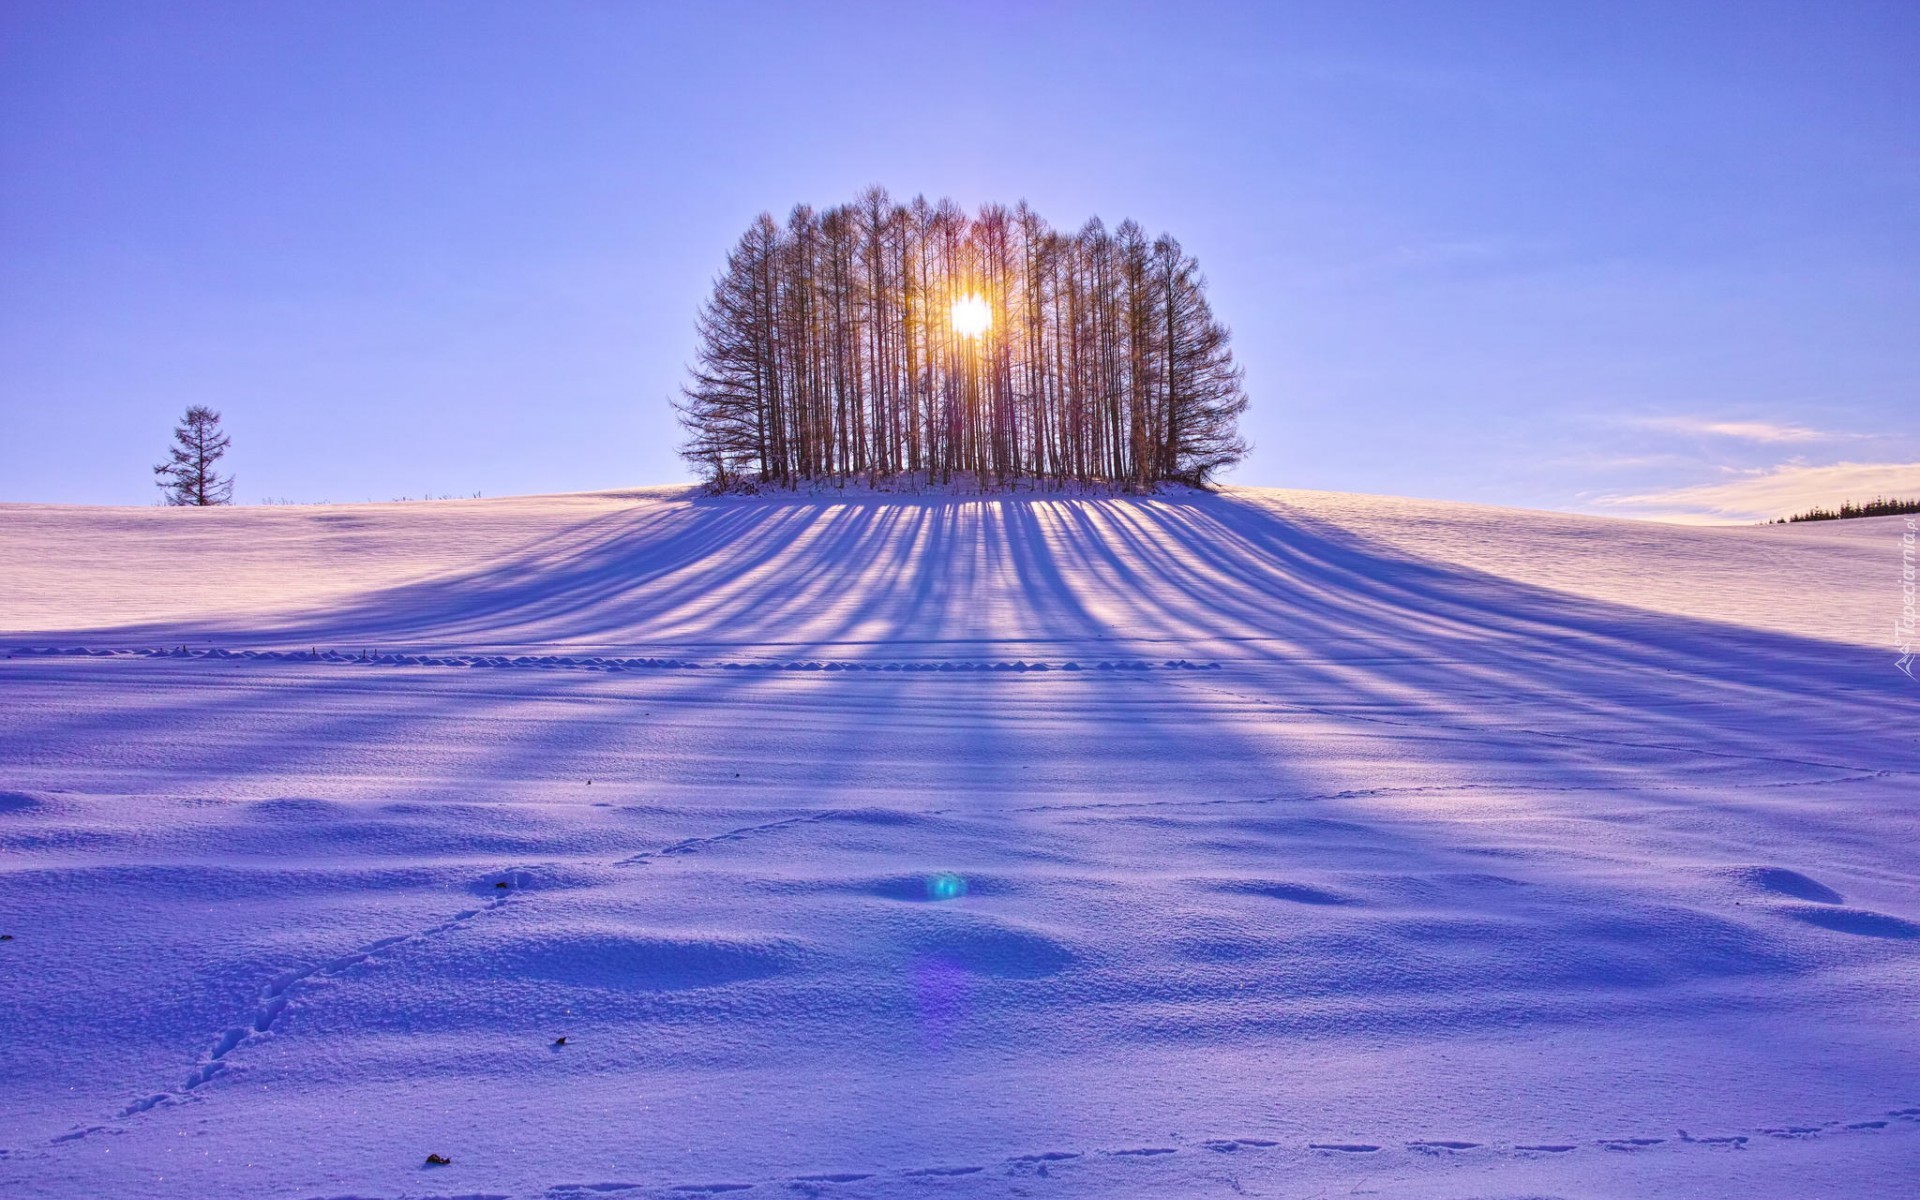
top-left (10, 644), bottom-right (1222, 676)
top-left (60, 870), bottom-right (537, 1140)
top-left (218, 1103), bottom-right (1920, 1200)
top-left (1677, 1131), bottom-right (1748, 1145)
top-left (531, 1102), bottom-right (1920, 1198)
top-left (615, 810), bottom-right (847, 867)
top-left (61, 807), bottom-right (872, 1145)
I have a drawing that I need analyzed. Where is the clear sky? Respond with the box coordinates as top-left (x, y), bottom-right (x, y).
top-left (2, 1), bottom-right (1915, 520)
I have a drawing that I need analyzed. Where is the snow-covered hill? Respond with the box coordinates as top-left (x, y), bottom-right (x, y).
top-left (0, 485), bottom-right (1896, 648)
top-left (1, 487), bottom-right (1915, 1199)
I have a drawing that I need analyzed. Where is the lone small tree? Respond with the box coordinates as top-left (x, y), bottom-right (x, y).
top-left (153, 406), bottom-right (234, 506)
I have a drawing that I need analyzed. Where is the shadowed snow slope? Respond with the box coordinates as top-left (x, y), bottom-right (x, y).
top-left (0, 485), bottom-right (1898, 651)
top-left (0, 487), bottom-right (1915, 1199)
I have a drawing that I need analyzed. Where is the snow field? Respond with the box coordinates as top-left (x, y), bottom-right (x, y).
top-left (1, 487), bottom-right (1915, 1197)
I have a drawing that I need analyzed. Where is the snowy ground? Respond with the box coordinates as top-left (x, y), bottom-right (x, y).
top-left (1, 487), bottom-right (1915, 1199)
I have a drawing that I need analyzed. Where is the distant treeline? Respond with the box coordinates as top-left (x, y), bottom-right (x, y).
top-left (676, 188), bottom-right (1249, 490)
top-left (1775, 497), bottom-right (1920, 523)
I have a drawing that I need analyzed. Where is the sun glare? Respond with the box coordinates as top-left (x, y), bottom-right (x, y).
top-left (950, 294), bottom-right (991, 338)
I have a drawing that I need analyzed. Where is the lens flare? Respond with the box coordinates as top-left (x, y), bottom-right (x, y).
top-left (950, 294), bottom-right (991, 338)
top-left (926, 872), bottom-right (968, 901)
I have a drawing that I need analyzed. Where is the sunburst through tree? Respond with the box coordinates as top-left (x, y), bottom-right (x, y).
top-left (676, 188), bottom-right (1250, 490)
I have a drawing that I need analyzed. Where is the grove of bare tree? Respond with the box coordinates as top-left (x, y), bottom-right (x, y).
top-left (677, 189), bottom-right (1249, 490)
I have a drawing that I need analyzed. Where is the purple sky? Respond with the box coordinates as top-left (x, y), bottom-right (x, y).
top-left (2, 1), bottom-right (1915, 519)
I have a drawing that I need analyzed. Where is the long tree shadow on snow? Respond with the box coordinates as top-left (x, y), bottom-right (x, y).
top-left (8, 491), bottom-right (1920, 1165)
top-left (47, 489), bottom-right (1909, 704)
top-left (27, 489), bottom-right (1916, 832)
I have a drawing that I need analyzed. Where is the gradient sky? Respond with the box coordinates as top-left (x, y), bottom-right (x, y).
top-left (3, 1), bottom-right (1915, 520)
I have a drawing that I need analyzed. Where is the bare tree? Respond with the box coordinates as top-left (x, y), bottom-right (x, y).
top-left (677, 193), bottom-right (1250, 490)
top-left (1155, 235), bottom-right (1250, 484)
top-left (154, 406), bottom-right (234, 506)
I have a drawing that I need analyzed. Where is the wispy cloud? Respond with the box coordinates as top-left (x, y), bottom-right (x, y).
top-left (1631, 416), bottom-right (1852, 444)
top-left (1600, 460), bottom-right (1920, 523)
top-left (1548, 451), bottom-right (1701, 472)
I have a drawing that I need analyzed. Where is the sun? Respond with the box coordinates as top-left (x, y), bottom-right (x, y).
top-left (950, 293), bottom-right (991, 338)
